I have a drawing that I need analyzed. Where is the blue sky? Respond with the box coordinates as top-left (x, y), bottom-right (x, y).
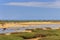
top-left (0, 0), bottom-right (60, 20)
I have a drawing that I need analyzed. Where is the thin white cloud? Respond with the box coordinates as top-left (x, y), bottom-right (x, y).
top-left (3, 0), bottom-right (60, 8)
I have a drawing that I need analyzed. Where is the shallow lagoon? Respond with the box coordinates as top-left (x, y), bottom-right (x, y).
top-left (0, 24), bottom-right (60, 33)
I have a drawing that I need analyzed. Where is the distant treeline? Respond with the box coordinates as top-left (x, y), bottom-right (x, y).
top-left (0, 20), bottom-right (60, 22)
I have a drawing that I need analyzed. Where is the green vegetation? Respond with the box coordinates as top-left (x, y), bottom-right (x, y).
top-left (0, 35), bottom-right (24, 40)
top-left (32, 28), bottom-right (60, 40)
top-left (0, 28), bottom-right (60, 40)
top-left (19, 32), bottom-right (36, 39)
top-left (0, 20), bottom-right (60, 22)
top-left (39, 36), bottom-right (60, 40)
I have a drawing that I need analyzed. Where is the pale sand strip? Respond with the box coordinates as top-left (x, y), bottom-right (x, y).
top-left (0, 22), bottom-right (60, 28)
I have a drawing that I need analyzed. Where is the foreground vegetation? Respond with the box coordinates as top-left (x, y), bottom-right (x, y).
top-left (0, 35), bottom-right (24, 40)
top-left (0, 28), bottom-right (60, 40)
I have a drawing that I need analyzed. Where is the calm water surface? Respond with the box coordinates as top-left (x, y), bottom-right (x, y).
top-left (0, 24), bottom-right (60, 33)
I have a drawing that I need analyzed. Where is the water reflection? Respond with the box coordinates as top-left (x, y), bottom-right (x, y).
top-left (0, 24), bottom-right (60, 33)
